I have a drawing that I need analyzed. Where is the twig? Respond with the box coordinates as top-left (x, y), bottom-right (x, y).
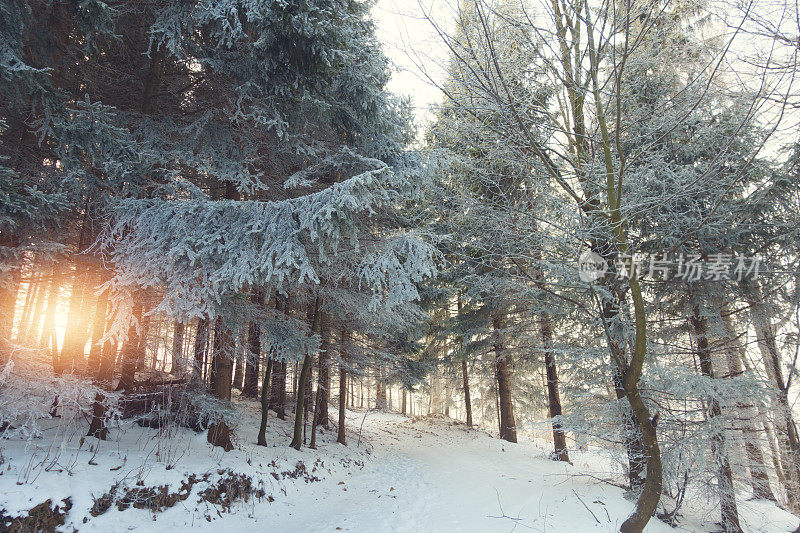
top-left (572, 489), bottom-right (600, 524)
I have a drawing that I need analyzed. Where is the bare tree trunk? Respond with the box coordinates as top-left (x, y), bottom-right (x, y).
top-left (17, 272), bottom-right (38, 341)
top-left (493, 311), bottom-right (516, 443)
top-left (26, 269), bottom-right (50, 343)
top-left (271, 359), bottom-right (287, 419)
top-left (257, 358), bottom-right (273, 446)
top-left (40, 264), bottom-right (60, 356)
top-left (211, 316), bottom-right (233, 401)
top-left (720, 306), bottom-right (776, 501)
top-left (86, 282), bottom-right (109, 373)
top-left (231, 334), bottom-right (245, 391)
top-left (290, 296), bottom-right (319, 449)
top-left (170, 320), bottom-right (184, 375)
top-left (462, 360), bottom-right (472, 427)
top-left (313, 313), bottom-right (331, 429)
top-left (116, 303), bottom-right (144, 393)
top-left (242, 288), bottom-right (264, 398)
top-left (540, 312), bottom-right (569, 461)
top-left (745, 281), bottom-right (800, 510)
top-left (337, 327), bottom-right (348, 445)
top-left (0, 262), bottom-right (20, 364)
top-left (191, 317), bottom-right (208, 384)
top-left (690, 295), bottom-right (742, 533)
top-left (375, 367), bottom-right (387, 410)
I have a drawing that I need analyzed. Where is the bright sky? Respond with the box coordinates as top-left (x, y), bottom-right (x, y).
top-left (372, 0), bottom-right (452, 130)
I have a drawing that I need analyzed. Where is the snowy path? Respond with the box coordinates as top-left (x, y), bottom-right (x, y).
top-left (243, 412), bottom-right (797, 532)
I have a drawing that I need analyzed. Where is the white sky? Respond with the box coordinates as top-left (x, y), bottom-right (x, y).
top-left (372, 0), bottom-right (453, 130)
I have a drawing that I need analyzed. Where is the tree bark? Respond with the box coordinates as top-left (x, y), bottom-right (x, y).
top-left (313, 313), bottom-right (331, 429)
top-left (492, 312), bottom-right (516, 443)
top-left (191, 317), bottom-right (208, 384)
top-left (720, 305), bottom-right (776, 502)
top-left (257, 358), bottom-right (274, 446)
top-left (689, 296), bottom-right (742, 533)
top-left (290, 296), bottom-right (320, 450)
top-left (745, 282), bottom-right (800, 510)
top-left (375, 367), bottom-right (387, 410)
top-left (86, 283), bottom-right (109, 373)
top-left (337, 327), bottom-right (349, 445)
top-left (242, 288), bottom-right (265, 398)
top-left (211, 316), bottom-right (234, 401)
top-left (116, 302), bottom-right (144, 393)
top-left (540, 312), bottom-right (569, 461)
top-left (170, 321), bottom-right (185, 375)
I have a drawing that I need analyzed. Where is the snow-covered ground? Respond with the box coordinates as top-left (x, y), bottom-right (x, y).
top-left (0, 397), bottom-right (797, 532)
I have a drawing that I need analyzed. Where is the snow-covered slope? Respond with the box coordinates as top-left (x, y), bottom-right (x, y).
top-left (0, 400), bottom-right (796, 532)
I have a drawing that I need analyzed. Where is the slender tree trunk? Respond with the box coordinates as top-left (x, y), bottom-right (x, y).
top-left (27, 269), bottom-right (50, 343)
top-left (116, 303), bottom-right (144, 393)
top-left (17, 272), bottom-right (38, 341)
top-left (41, 264), bottom-right (59, 351)
top-left (690, 294), bottom-right (742, 533)
top-left (492, 312), bottom-right (516, 443)
top-left (375, 367), bottom-right (387, 410)
top-left (191, 317), bottom-right (208, 384)
top-left (540, 312), bottom-right (569, 461)
top-left (86, 284), bottom-right (109, 373)
top-left (61, 207), bottom-right (95, 374)
top-left (402, 387), bottom-right (407, 416)
top-left (720, 305), bottom-right (776, 501)
top-left (271, 359), bottom-right (287, 419)
top-left (171, 321), bottom-right (185, 375)
top-left (243, 288), bottom-right (265, 398)
top-left (231, 335), bottom-right (245, 390)
top-left (745, 282), bottom-right (800, 510)
top-left (313, 313), bottom-right (331, 429)
top-left (0, 261), bottom-right (20, 364)
top-left (290, 296), bottom-right (319, 449)
top-left (337, 327), bottom-right (349, 445)
top-left (257, 358), bottom-right (274, 446)
top-left (211, 316), bottom-right (233, 401)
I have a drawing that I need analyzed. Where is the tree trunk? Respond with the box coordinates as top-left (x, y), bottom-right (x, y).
top-left (40, 264), bottom-right (60, 359)
top-left (17, 272), bottom-right (38, 341)
top-left (290, 296), bottom-right (319, 449)
top-left (745, 282), bottom-right (800, 510)
top-left (242, 288), bottom-right (264, 398)
top-left (493, 312), bottom-right (516, 443)
top-left (25, 271), bottom-right (48, 343)
top-left (541, 313), bottom-right (569, 461)
top-left (0, 261), bottom-right (20, 365)
top-left (690, 294), bottom-right (742, 533)
top-left (271, 359), bottom-right (287, 419)
top-left (231, 335), bottom-right (245, 390)
top-left (171, 321), bottom-right (185, 375)
top-left (61, 214), bottom-right (93, 374)
top-left (375, 367), bottom-right (387, 410)
top-left (257, 358), bottom-right (274, 446)
top-left (116, 303), bottom-right (144, 392)
top-left (86, 279), bottom-right (108, 374)
top-left (211, 316), bottom-right (233, 401)
top-left (337, 327), bottom-right (349, 445)
top-left (720, 305), bottom-right (776, 502)
top-left (313, 313), bottom-right (331, 429)
top-left (191, 317), bottom-right (208, 384)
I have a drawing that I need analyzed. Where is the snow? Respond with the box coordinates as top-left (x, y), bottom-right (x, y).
top-left (0, 398), bottom-right (797, 532)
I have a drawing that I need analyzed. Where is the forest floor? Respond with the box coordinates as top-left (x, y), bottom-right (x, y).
top-left (0, 394), bottom-right (797, 532)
